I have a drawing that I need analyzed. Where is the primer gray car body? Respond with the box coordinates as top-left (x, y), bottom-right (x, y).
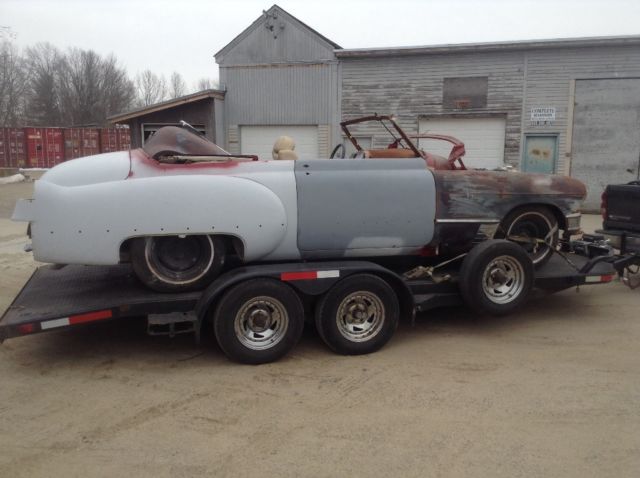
top-left (12, 147), bottom-right (436, 265)
top-left (12, 125), bottom-right (585, 269)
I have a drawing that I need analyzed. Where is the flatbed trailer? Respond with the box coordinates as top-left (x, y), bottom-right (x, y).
top-left (0, 242), bottom-right (619, 363)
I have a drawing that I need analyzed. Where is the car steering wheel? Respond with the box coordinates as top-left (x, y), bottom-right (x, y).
top-left (330, 143), bottom-right (346, 159)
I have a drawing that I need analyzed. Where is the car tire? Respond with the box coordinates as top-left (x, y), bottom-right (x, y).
top-left (459, 239), bottom-right (534, 316)
top-left (496, 206), bottom-right (559, 267)
top-left (213, 279), bottom-right (304, 364)
top-left (315, 274), bottom-right (399, 355)
top-left (131, 235), bottom-right (225, 292)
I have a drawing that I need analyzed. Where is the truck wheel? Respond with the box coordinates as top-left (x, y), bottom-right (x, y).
top-left (315, 274), bottom-right (399, 355)
top-left (131, 235), bottom-right (225, 292)
top-left (213, 279), bottom-right (304, 364)
top-left (496, 206), bottom-right (559, 267)
top-left (459, 239), bottom-right (534, 316)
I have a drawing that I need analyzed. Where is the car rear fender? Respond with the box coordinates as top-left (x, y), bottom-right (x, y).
top-left (29, 175), bottom-right (289, 265)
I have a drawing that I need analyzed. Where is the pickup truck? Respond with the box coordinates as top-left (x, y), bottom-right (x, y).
top-left (598, 180), bottom-right (640, 254)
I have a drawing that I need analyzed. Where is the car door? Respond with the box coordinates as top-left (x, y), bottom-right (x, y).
top-left (294, 158), bottom-right (436, 258)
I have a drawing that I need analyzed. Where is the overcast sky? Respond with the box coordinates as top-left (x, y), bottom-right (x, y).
top-left (2, 0), bottom-right (640, 89)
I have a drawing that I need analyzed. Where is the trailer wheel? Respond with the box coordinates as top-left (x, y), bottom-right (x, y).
top-left (131, 235), bottom-right (225, 292)
top-left (315, 274), bottom-right (399, 355)
top-left (459, 239), bottom-right (534, 316)
top-left (213, 279), bottom-right (304, 364)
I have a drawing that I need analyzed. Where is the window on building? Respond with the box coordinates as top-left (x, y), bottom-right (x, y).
top-left (442, 77), bottom-right (488, 109)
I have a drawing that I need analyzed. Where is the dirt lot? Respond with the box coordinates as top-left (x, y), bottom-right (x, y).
top-left (0, 181), bottom-right (638, 477)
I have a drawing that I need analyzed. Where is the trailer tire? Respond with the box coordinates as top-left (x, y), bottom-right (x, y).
top-left (459, 239), bottom-right (534, 316)
top-left (315, 274), bottom-right (399, 355)
top-left (213, 279), bottom-right (304, 364)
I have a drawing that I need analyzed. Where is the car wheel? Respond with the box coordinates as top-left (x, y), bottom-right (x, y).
top-left (131, 235), bottom-right (225, 292)
top-left (496, 206), bottom-right (559, 267)
top-left (315, 274), bottom-right (399, 355)
top-left (213, 279), bottom-right (304, 364)
top-left (459, 239), bottom-right (534, 316)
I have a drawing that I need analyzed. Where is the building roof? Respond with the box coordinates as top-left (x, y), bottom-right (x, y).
top-left (215, 4), bottom-right (341, 62)
top-left (335, 34), bottom-right (640, 58)
top-left (108, 89), bottom-right (225, 124)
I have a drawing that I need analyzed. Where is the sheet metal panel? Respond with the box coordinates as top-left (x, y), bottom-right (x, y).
top-left (0, 128), bottom-right (27, 168)
top-left (25, 127), bottom-right (64, 168)
top-left (294, 158), bottom-right (436, 255)
top-left (116, 128), bottom-right (131, 150)
top-left (99, 128), bottom-right (118, 153)
top-left (81, 128), bottom-right (100, 156)
top-left (223, 63), bottom-right (335, 125)
top-left (571, 78), bottom-right (640, 210)
top-left (64, 128), bottom-right (82, 159)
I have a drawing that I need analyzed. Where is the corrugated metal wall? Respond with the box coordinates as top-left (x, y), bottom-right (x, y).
top-left (218, 18), bottom-right (335, 66)
top-left (522, 45), bottom-right (640, 174)
top-left (340, 44), bottom-right (640, 172)
top-left (218, 6), bottom-right (339, 157)
top-left (340, 51), bottom-right (525, 165)
top-left (570, 78), bottom-right (640, 210)
top-left (222, 63), bottom-right (337, 125)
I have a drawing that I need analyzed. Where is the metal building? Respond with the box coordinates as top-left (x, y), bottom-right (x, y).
top-left (218, 6), bottom-right (640, 210)
top-left (109, 89), bottom-right (225, 148)
top-left (337, 37), bottom-right (640, 210)
top-left (215, 5), bottom-right (341, 160)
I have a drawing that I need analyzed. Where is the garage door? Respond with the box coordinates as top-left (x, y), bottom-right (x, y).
top-left (418, 117), bottom-right (506, 169)
top-left (571, 79), bottom-right (640, 211)
top-left (240, 126), bottom-right (318, 160)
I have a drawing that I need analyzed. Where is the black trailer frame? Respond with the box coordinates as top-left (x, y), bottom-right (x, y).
top-left (0, 252), bottom-right (618, 343)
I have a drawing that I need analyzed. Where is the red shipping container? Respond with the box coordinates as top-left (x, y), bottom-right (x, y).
top-left (0, 128), bottom-right (6, 168)
top-left (64, 128), bottom-right (82, 159)
top-left (0, 128), bottom-right (27, 168)
top-left (99, 128), bottom-right (118, 153)
top-left (116, 127), bottom-right (131, 151)
top-left (25, 127), bottom-right (64, 168)
top-left (81, 128), bottom-right (100, 156)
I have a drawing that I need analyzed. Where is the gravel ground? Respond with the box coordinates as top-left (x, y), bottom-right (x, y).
top-left (0, 181), bottom-right (638, 477)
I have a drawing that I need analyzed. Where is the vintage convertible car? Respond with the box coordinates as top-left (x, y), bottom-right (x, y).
top-left (12, 116), bottom-right (586, 292)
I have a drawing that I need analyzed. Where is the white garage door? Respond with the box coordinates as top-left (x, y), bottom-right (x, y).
top-left (240, 125), bottom-right (318, 160)
top-left (418, 117), bottom-right (506, 169)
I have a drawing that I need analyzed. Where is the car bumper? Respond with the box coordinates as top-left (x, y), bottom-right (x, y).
top-left (565, 212), bottom-right (582, 234)
top-left (596, 228), bottom-right (640, 254)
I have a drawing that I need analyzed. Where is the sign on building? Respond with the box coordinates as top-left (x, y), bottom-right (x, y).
top-left (530, 107), bottom-right (556, 126)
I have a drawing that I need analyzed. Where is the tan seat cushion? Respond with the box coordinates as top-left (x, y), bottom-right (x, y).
top-left (272, 136), bottom-right (298, 160)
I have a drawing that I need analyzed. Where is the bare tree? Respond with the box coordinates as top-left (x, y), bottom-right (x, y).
top-left (99, 54), bottom-right (136, 120)
top-left (0, 40), bottom-right (28, 126)
top-left (135, 70), bottom-right (167, 106)
top-left (194, 77), bottom-right (217, 91)
top-left (23, 42), bottom-right (62, 125)
top-left (169, 71), bottom-right (187, 98)
top-left (55, 48), bottom-right (135, 125)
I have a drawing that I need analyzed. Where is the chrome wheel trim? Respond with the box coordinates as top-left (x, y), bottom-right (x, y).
top-left (336, 291), bottom-right (385, 342)
top-left (234, 296), bottom-right (289, 351)
top-left (506, 211), bottom-right (555, 264)
top-left (144, 235), bottom-right (215, 285)
top-left (482, 255), bottom-right (526, 304)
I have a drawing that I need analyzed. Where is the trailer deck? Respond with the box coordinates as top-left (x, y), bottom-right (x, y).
top-left (0, 253), bottom-right (616, 343)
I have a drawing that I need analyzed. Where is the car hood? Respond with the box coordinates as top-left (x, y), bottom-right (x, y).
top-left (39, 151), bottom-right (131, 187)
